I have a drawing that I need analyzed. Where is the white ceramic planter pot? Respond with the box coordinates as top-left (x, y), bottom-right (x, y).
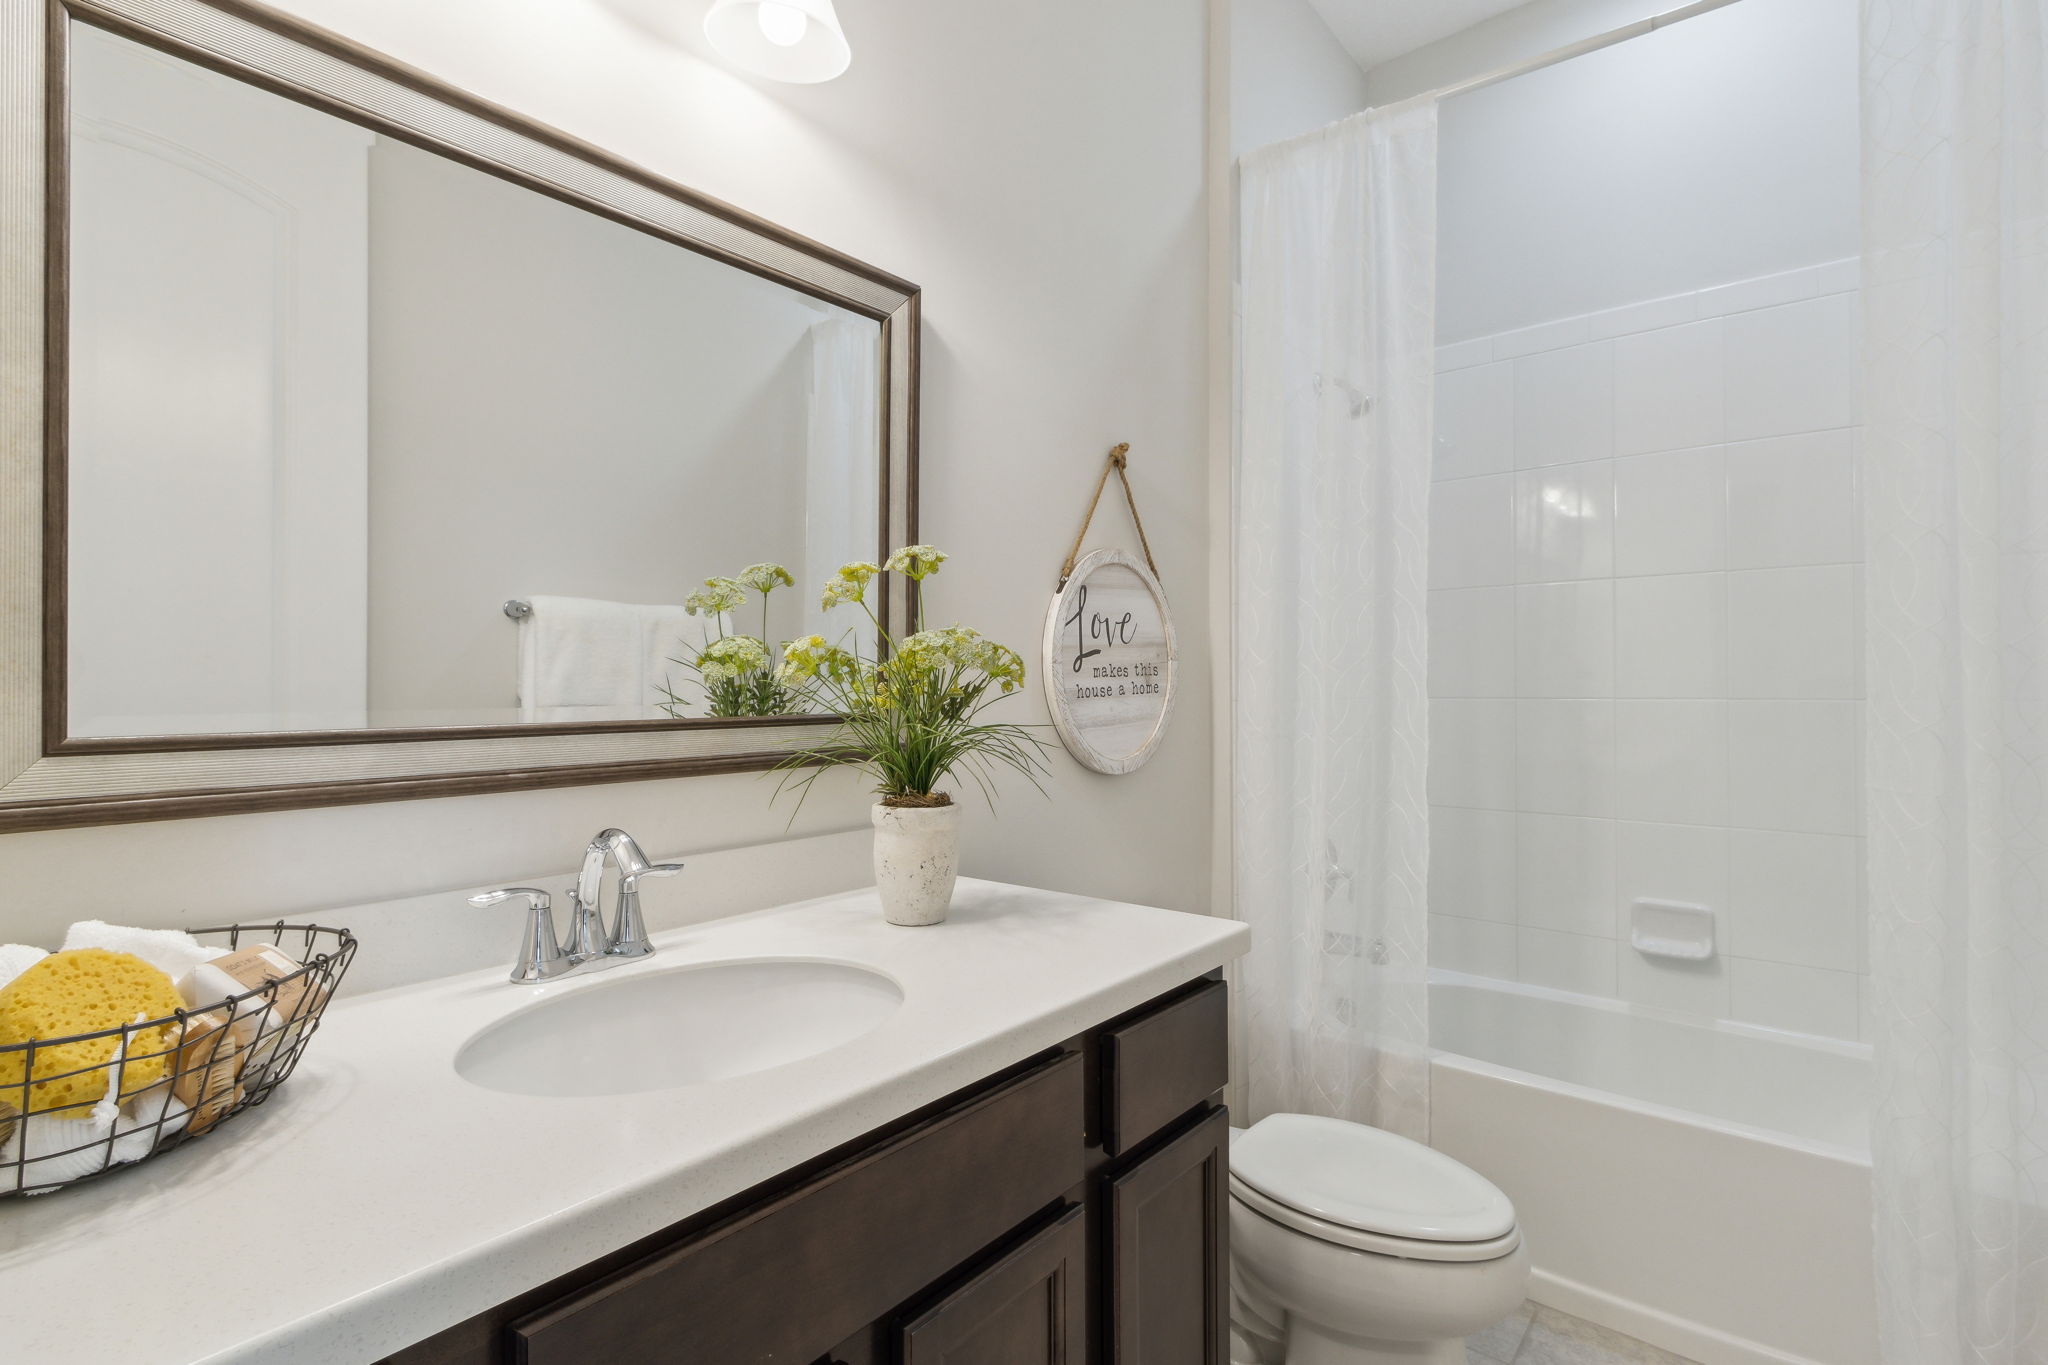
top-left (871, 801), bottom-right (960, 926)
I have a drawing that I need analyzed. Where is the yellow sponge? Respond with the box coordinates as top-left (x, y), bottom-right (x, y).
top-left (0, 949), bottom-right (185, 1117)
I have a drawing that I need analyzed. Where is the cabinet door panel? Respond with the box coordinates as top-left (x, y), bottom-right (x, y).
top-left (899, 1204), bottom-right (1087, 1365)
top-left (1106, 1107), bottom-right (1228, 1365)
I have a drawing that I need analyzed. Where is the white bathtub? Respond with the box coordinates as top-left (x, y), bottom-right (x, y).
top-left (1427, 972), bottom-right (1877, 1365)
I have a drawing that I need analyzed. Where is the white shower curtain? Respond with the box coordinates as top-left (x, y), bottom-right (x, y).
top-left (1864, 2), bottom-right (2048, 1360)
top-left (1234, 100), bottom-right (1437, 1139)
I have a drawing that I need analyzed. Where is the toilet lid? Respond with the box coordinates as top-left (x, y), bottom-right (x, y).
top-left (1229, 1114), bottom-right (1516, 1243)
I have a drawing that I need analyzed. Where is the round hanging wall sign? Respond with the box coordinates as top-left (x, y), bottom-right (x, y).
top-left (1042, 548), bottom-right (1177, 774)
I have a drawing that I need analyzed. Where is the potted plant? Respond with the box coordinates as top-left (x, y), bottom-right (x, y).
top-left (660, 563), bottom-right (809, 719)
top-left (775, 546), bottom-right (1048, 925)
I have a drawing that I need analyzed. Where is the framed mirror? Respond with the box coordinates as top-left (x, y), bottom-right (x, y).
top-left (0, 0), bottom-right (918, 830)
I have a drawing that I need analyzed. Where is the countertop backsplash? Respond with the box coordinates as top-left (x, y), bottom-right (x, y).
top-left (5, 826), bottom-right (871, 1000)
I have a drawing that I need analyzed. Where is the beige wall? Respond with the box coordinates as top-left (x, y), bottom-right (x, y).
top-left (0, 0), bottom-right (1216, 944)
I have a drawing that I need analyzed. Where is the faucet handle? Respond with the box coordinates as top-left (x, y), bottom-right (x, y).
top-left (620, 861), bottom-right (685, 890)
top-left (609, 861), bottom-right (684, 962)
top-left (469, 887), bottom-right (573, 984)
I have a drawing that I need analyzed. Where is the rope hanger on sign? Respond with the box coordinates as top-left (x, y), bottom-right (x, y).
top-left (1057, 443), bottom-right (1161, 589)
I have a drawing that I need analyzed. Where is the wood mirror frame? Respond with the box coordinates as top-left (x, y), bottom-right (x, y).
top-left (0, 0), bottom-right (919, 832)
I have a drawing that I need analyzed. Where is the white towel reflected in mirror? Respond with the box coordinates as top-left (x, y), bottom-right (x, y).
top-left (515, 595), bottom-right (691, 723)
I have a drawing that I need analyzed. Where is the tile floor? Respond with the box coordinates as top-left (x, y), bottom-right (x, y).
top-left (1468, 1303), bottom-right (1700, 1365)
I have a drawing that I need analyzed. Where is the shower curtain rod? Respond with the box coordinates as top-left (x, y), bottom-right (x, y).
top-left (1424, 0), bottom-right (1749, 103)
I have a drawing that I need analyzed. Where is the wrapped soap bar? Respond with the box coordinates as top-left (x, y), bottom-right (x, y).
top-left (208, 944), bottom-right (318, 1024)
top-left (204, 944), bottom-right (329, 1088)
top-left (170, 1008), bottom-right (244, 1136)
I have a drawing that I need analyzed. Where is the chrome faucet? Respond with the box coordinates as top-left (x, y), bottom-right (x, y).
top-left (569, 828), bottom-right (685, 966)
top-left (471, 829), bottom-right (684, 983)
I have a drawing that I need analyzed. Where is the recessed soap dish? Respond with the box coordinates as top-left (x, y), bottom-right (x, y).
top-left (1629, 899), bottom-right (1715, 961)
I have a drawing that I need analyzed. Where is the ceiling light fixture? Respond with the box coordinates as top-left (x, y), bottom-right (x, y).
top-left (703, 0), bottom-right (851, 84)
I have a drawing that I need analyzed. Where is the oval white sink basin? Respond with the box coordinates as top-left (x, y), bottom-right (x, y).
top-left (455, 958), bottom-right (903, 1098)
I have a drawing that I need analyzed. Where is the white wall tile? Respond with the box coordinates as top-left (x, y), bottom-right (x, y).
top-left (1615, 820), bottom-right (1728, 938)
top-left (1515, 462), bottom-right (1615, 582)
top-left (1429, 587), bottom-right (1516, 698)
top-left (1725, 430), bottom-right (1858, 570)
top-left (1616, 699), bottom-right (1728, 826)
top-left (1615, 573), bottom-right (1727, 698)
top-left (1618, 951), bottom-right (1730, 1019)
top-left (1613, 446), bottom-right (1725, 577)
top-left (1430, 699), bottom-right (1518, 810)
top-left (1728, 829), bottom-right (1860, 971)
top-left (1429, 806), bottom-right (1518, 923)
top-left (1517, 813), bottom-right (1616, 936)
top-left (1435, 361), bottom-right (1516, 480)
top-left (1431, 914), bottom-right (1518, 979)
top-left (1811, 257), bottom-right (1861, 296)
top-left (1516, 581), bottom-right (1614, 698)
top-left (1728, 700), bottom-right (1862, 835)
top-left (1436, 337), bottom-right (1494, 373)
top-left (1495, 315), bottom-right (1592, 360)
top-left (1514, 341), bottom-right (1614, 467)
top-left (1518, 928), bottom-right (1618, 996)
top-left (1585, 291), bottom-right (1699, 342)
top-left (1439, 265), bottom-right (1870, 1014)
top-left (1516, 699), bottom-right (1615, 818)
top-left (1729, 958), bottom-right (1860, 1040)
top-left (1727, 565), bottom-right (1861, 699)
top-left (1431, 474), bottom-right (1517, 589)
top-left (1724, 293), bottom-right (1859, 440)
top-left (1697, 264), bottom-right (1821, 317)
top-left (1614, 319), bottom-right (1725, 456)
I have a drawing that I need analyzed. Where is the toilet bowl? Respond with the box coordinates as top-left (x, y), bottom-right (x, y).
top-left (1227, 1114), bottom-right (1530, 1365)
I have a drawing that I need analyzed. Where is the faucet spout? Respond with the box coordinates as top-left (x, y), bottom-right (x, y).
top-left (571, 828), bottom-right (683, 964)
top-left (575, 828), bottom-right (641, 917)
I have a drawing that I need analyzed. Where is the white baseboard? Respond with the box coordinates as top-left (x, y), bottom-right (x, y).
top-left (1528, 1270), bottom-right (1831, 1365)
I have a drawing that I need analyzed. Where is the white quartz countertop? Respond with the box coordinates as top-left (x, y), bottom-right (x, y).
top-left (0, 879), bottom-right (1247, 1365)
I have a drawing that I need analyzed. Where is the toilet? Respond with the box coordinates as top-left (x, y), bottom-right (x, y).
top-left (1227, 1114), bottom-right (1530, 1365)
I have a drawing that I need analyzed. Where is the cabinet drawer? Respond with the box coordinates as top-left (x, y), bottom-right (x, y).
top-left (512, 1050), bottom-right (1084, 1365)
top-left (1099, 979), bottom-right (1227, 1156)
top-left (897, 1203), bottom-right (1088, 1363)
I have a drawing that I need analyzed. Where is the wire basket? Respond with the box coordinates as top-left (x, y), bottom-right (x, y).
top-left (0, 923), bottom-right (356, 1197)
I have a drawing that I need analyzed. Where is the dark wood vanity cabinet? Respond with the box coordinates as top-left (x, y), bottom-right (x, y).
top-left (377, 975), bottom-right (1229, 1365)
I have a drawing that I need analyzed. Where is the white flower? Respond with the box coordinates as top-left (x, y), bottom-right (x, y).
top-left (776, 634), bottom-right (861, 687)
top-left (684, 578), bottom-right (747, 616)
top-left (697, 634), bottom-right (769, 682)
top-left (735, 563), bottom-right (795, 593)
top-left (821, 561), bottom-right (881, 609)
top-left (884, 544), bottom-right (947, 581)
top-left (896, 626), bottom-right (1026, 691)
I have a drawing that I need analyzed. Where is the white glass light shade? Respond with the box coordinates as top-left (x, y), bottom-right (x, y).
top-left (703, 0), bottom-right (852, 84)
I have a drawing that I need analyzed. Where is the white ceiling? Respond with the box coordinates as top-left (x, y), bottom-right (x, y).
top-left (1305, 0), bottom-right (1533, 71)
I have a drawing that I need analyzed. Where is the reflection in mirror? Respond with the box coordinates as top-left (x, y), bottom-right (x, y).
top-left (63, 23), bottom-right (881, 740)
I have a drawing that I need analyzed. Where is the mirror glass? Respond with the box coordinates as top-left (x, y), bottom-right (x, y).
top-left (62, 24), bottom-right (881, 739)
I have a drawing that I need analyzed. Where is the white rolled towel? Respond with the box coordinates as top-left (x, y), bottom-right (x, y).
top-left (2, 1110), bottom-right (118, 1193)
top-left (110, 1084), bottom-right (191, 1165)
top-left (0, 1087), bottom-right (193, 1194)
top-left (0, 943), bottom-right (47, 989)
top-left (1, 1024), bottom-right (191, 1194)
top-left (62, 921), bottom-right (214, 979)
